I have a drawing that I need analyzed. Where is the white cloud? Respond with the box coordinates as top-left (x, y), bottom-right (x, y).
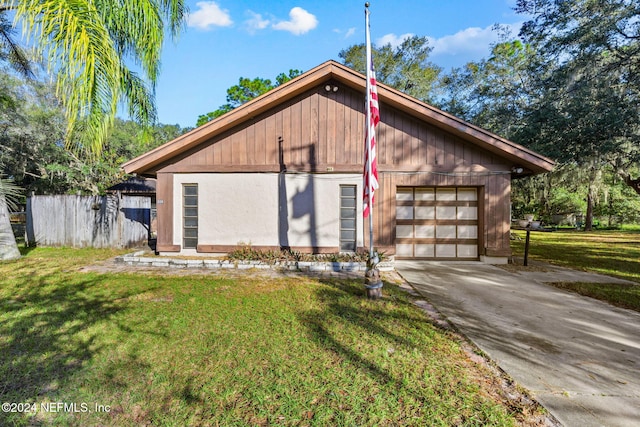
top-left (376, 33), bottom-right (414, 49)
top-left (187, 1), bottom-right (233, 30)
top-left (272, 7), bottom-right (318, 35)
top-left (378, 24), bottom-right (524, 67)
top-left (429, 23), bottom-right (523, 58)
top-left (333, 27), bottom-right (357, 38)
top-left (344, 27), bottom-right (356, 39)
top-left (244, 11), bottom-right (270, 34)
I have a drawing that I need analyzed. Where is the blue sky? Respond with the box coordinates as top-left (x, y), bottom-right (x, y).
top-left (156, 0), bottom-right (526, 128)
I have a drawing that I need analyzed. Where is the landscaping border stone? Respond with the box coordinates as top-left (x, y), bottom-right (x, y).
top-left (115, 252), bottom-right (394, 273)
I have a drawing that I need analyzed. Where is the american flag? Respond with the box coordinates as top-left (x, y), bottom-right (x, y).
top-left (363, 11), bottom-right (379, 219)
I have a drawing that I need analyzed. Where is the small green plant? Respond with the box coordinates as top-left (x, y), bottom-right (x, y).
top-left (226, 244), bottom-right (372, 263)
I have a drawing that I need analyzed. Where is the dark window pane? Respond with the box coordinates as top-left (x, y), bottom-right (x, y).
top-left (340, 242), bottom-right (356, 251)
top-left (341, 208), bottom-right (356, 219)
top-left (341, 198), bottom-right (356, 208)
top-left (184, 229), bottom-right (198, 238)
top-left (184, 207), bottom-right (198, 217)
top-left (184, 218), bottom-right (198, 227)
top-left (184, 196), bottom-right (198, 206)
top-left (341, 186), bottom-right (356, 197)
top-left (183, 238), bottom-right (198, 249)
top-left (340, 230), bottom-right (355, 241)
top-left (184, 186), bottom-right (198, 196)
top-left (341, 219), bottom-right (356, 230)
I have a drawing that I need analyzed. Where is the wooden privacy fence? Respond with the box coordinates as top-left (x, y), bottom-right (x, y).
top-left (26, 194), bottom-right (151, 248)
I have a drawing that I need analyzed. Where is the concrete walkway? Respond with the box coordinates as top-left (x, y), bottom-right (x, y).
top-left (395, 260), bottom-right (640, 427)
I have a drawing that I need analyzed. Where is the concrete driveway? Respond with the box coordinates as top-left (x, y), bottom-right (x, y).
top-left (395, 260), bottom-right (640, 427)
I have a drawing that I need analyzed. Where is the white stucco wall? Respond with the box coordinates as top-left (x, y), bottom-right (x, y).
top-left (172, 173), bottom-right (363, 252)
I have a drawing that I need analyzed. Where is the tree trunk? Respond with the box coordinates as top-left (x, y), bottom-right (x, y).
top-left (584, 188), bottom-right (594, 231)
top-left (0, 194), bottom-right (21, 261)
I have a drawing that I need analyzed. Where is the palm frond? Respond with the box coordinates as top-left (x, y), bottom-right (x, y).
top-left (0, 177), bottom-right (23, 212)
top-left (0, 11), bottom-right (33, 78)
top-left (13, 0), bottom-right (186, 156)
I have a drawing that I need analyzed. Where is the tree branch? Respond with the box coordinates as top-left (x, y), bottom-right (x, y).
top-left (617, 170), bottom-right (640, 197)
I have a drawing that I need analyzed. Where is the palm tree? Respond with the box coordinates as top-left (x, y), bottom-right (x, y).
top-left (6, 0), bottom-right (186, 154)
top-left (0, 0), bottom-right (186, 259)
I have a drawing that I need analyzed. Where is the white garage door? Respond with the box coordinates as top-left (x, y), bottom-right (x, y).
top-left (395, 187), bottom-right (479, 259)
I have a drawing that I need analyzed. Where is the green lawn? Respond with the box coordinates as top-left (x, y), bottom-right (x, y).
top-left (511, 229), bottom-right (640, 312)
top-left (0, 248), bottom-right (534, 426)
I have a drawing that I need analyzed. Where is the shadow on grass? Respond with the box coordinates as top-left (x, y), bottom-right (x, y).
top-left (0, 272), bottom-right (153, 426)
top-left (296, 277), bottom-right (437, 393)
top-left (18, 244), bottom-right (36, 257)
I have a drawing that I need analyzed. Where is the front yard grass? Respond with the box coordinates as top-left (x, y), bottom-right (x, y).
top-left (511, 229), bottom-right (640, 312)
top-left (0, 248), bottom-right (537, 426)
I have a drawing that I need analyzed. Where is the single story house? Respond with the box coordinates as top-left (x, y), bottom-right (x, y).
top-left (123, 60), bottom-right (553, 263)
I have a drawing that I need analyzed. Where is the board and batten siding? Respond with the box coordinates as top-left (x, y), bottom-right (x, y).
top-left (372, 173), bottom-right (511, 258)
top-left (155, 81), bottom-right (506, 175)
top-left (153, 80), bottom-right (513, 257)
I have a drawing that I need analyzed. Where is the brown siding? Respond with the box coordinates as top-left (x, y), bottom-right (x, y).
top-left (156, 172), bottom-right (179, 252)
top-left (154, 79), bottom-right (514, 256)
top-left (375, 172), bottom-right (512, 257)
top-left (158, 82), bottom-right (510, 176)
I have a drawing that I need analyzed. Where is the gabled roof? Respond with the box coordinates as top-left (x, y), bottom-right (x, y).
top-left (123, 60), bottom-right (554, 176)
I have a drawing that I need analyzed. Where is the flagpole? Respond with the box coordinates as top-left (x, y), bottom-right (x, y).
top-left (363, 2), bottom-right (382, 299)
top-left (365, 3), bottom-right (374, 261)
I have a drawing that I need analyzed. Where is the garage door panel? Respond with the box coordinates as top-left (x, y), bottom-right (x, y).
top-left (436, 225), bottom-right (456, 239)
top-left (396, 225), bottom-right (414, 238)
top-left (396, 243), bottom-right (413, 257)
top-left (435, 244), bottom-right (457, 257)
top-left (396, 188), bottom-right (414, 201)
top-left (396, 187), bottom-right (479, 260)
top-left (436, 188), bottom-right (456, 201)
top-left (458, 245), bottom-right (478, 258)
top-left (457, 225), bottom-right (477, 239)
top-left (415, 224), bottom-right (434, 238)
top-left (415, 188), bottom-right (435, 200)
top-left (458, 206), bottom-right (477, 220)
top-left (415, 206), bottom-right (435, 219)
top-left (436, 206), bottom-right (457, 220)
top-left (396, 206), bottom-right (414, 220)
top-left (457, 188), bottom-right (478, 201)
top-left (415, 244), bottom-right (435, 257)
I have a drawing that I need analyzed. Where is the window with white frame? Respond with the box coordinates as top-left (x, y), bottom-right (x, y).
top-left (183, 184), bottom-right (198, 249)
top-left (340, 185), bottom-right (357, 252)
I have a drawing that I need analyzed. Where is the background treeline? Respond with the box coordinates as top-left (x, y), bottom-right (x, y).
top-left (2, 0), bottom-right (639, 229)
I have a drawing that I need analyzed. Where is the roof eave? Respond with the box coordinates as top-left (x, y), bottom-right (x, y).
top-left (123, 62), bottom-right (342, 175)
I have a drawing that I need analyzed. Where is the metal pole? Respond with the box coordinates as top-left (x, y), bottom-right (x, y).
top-left (524, 228), bottom-right (530, 266)
top-left (365, 3), bottom-right (374, 260)
top-left (363, 2), bottom-right (382, 299)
